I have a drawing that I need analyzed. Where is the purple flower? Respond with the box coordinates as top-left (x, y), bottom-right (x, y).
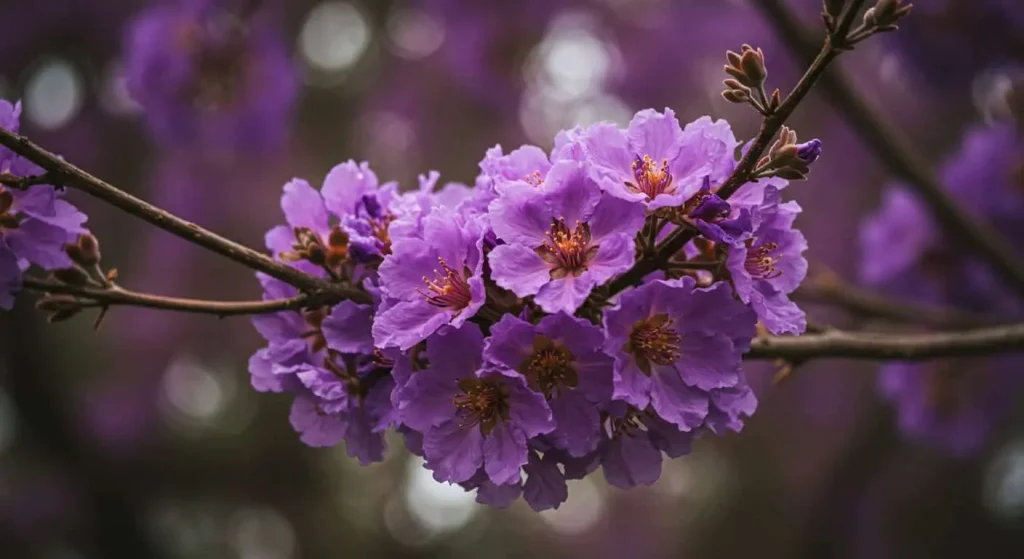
top-left (265, 161), bottom-right (396, 279)
top-left (725, 186), bottom-right (808, 335)
top-left (397, 323), bottom-right (555, 485)
top-left (124, 0), bottom-right (297, 152)
top-left (579, 110), bottom-right (738, 210)
top-left (373, 206), bottom-right (486, 349)
top-left (602, 276), bottom-right (757, 430)
top-left (487, 160), bottom-right (645, 313)
top-left (287, 357), bottom-right (395, 464)
top-left (859, 187), bottom-right (936, 286)
top-left (796, 139), bottom-right (823, 165)
top-left (485, 312), bottom-right (613, 457)
top-left (0, 100), bottom-right (88, 307)
top-left (879, 361), bottom-right (1023, 456)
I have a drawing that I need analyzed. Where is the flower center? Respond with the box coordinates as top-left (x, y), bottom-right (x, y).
top-left (369, 213), bottom-right (394, 256)
top-left (524, 171), bottom-right (545, 186)
top-left (0, 189), bottom-right (19, 230)
top-left (627, 154), bottom-right (674, 200)
top-left (536, 218), bottom-right (597, 279)
top-left (419, 257), bottom-right (473, 310)
top-left (522, 337), bottom-right (577, 398)
top-left (453, 377), bottom-right (510, 435)
top-left (626, 313), bottom-right (682, 375)
top-left (744, 239), bottom-right (781, 280)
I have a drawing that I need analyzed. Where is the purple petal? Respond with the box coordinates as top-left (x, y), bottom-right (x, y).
top-left (549, 391), bottom-right (602, 457)
top-left (541, 160), bottom-right (602, 225)
top-left (488, 244), bottom-right (550, 297)
top-left (649, 367), bottom-right (710, 430)
top-left (522, 452), bottom-right (569, 511)
top-left (611, 356), bottom-right (653, 409)
top-left (487, 181), bottom-right (552, 246)
top-left (290, 396), bottom-right (347, 447)
top-left (601, 433), bottom-right (662, 489)
top-left (475, 479), bottom-right (523, 508)
top-left (586, 233), bottom-right (636, 285)
top-left (484, 314), bottom-right (537, 369)
top-left (372, 298), bottom-right (453, 350)
top-left (424, 419), bottom-right (485, 483)
top-left (321, 160), bottom-right (379, 217)
top-left (322, 301), bottom-right (375, 354)
top-left (627, 108), bottom-right (683, 162)
top-left (534, 274), bottom-right (594, 314)
top-left (673, 333), bottom-right (741, 391)
top-left (280, 179), bottom-right (329, 231)
top-left (483, 420), bottom-right (529, 486)
top-left (586, 194), bottom-right (646, 242)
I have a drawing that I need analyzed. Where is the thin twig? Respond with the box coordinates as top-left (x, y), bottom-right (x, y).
top-left (794, 283), bottom-right (999, 329)
top-left (0, 126), bottom-right (363, 300)
top-left (755, 0), bottom-right (1024, 297)
top-left (24, 277), bottom-right (313, 317)
top-left (747, 323), bottom-right (1024, 360)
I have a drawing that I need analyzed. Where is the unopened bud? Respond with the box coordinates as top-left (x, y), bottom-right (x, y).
top-left (796, 139), bottom-right (823, 164)
top-left (52, 267), bottom-right (91, 286)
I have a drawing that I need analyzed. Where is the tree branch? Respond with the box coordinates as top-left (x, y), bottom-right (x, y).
top-left (23, 277), bottom-right (315, 317)
top-left (755, 0), bottom-right (1024, 297)
top-left (600, 2), bottom-right (867, 299)
top-left (0, 126), bottom-right (353, 299)
top-left (747, 323), bottom-right (1024, 361)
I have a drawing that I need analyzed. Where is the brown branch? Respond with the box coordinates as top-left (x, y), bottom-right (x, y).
top-left (747, 323), bottom-right (1024, 361)
top-left (24, 277), bottom-right (313, 317)
top-left (600, 2), bottom-right (867, 299)
top-left (755, 0), bottom-right (1024, 297)
top-left (794, 283), bottom-right (999, 329)
top-left (0, 126), bottom-right (364, 301)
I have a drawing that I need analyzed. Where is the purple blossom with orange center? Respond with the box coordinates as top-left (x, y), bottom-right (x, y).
top-left (372, 207), bottom-right (486, 349)
top-left (578, 110), bottom-right (738, 211)
top-left (484, 312), bottom-right (614, 457)
top-left (265, 161), bottom-right (396, 281)
top-left (487, 160), bottom-right (645, 313)
top-left (396, 324), bottom-right (555, 485)
top-left (124, 0), bottom-right (297, 152)
top-left (0, 100), bottom-right (88, 308)
top-left (602, 276), bottom-right (757, 431)
top-left (725, 186), bottom-right (808, 335)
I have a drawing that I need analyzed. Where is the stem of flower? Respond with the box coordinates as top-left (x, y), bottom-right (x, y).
top-left (24, 277), bottom-right (314, 317)
top-left (755, 0), bottom-right (1024, 297)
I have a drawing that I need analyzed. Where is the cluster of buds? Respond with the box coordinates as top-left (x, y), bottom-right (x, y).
top-left (862, 0), bottom-right (914, 32)
top-left (827, 0), bottom-right (913, 46)
top-left (722, 44), bottom-right (779, 116)
top-left (35, 233), bottom-right (115, 325)
top-left (752, 126), bottom-right (822, 181)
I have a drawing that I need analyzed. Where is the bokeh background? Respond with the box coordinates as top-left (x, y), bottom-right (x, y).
top-left (1, 0), bottom-right (1023, 557)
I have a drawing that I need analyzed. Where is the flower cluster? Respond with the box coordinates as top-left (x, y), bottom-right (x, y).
top-left (250, 108), bottom-right (811, 509)
top-left (0, 101), bottom-right (88, 309)
top-left (860, 122), bottom-right (1024, 455)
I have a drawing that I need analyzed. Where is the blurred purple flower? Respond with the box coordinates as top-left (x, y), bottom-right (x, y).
top-left (124, 0), bottom-right (297, 152)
